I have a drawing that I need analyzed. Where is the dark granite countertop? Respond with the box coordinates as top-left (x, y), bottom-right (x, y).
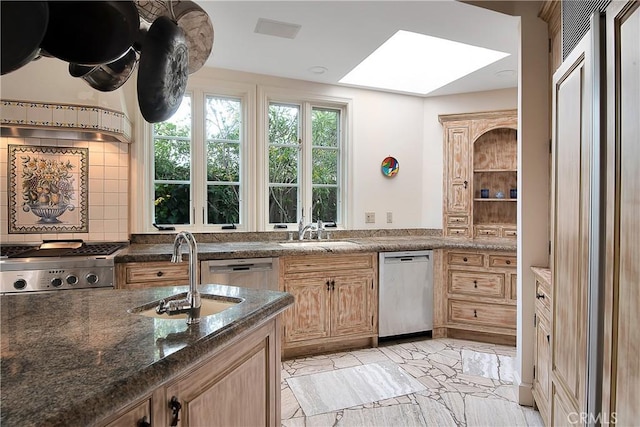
top-left (0, 285), bottom-right (293, 427)
top-left (115, 235), bottom-right (517, 263)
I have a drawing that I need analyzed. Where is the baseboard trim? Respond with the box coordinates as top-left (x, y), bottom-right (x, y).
top-left (513, 371), bottom-right (535, 406)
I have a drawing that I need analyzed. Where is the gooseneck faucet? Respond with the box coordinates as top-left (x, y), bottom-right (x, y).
top-left (156, 231), bottom-right (201, 324)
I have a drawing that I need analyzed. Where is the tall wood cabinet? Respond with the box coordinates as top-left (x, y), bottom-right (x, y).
top-left (601, 1), bottom-right (640, 425)
top-left (541, 1), bottom-right (640, 425)
top-left (550, 19), bottom-right (594, 424)
top-left (439, 110), bottom-right (518, 239)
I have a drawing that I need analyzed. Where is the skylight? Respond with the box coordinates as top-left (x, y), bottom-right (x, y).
top-left (339, 30), bottom-right (510, 95)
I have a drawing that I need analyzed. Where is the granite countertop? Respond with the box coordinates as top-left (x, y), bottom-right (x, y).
top-left (115, 235), bottom-right (517, 263)
top-left (0, 285), bottom-right (293, 427)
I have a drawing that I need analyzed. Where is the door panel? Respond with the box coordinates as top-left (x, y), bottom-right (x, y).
top-left (331, 273), bottom-right (374, 336)
top-left (446, 126), bottom-right (470, 213)
top-left (284, 277), bottom-right (331, 342)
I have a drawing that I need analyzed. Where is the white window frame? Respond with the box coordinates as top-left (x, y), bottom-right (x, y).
top-left (134, 82), bottom-right (255, 233)
top-left (258, 87), bottom-right (351, 231)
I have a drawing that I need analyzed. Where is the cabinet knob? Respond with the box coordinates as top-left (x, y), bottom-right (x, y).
top-left (157, 271), bottom-right (164, 277)
top-left (138, 416), bottom-right (151, 427)
top-left (463, 257), bottom-right (468, 262)
top-left (463, 180), bottom-right (468, 189)
top-left (506, 260), bottom-right (511, 265)
top-left (331, 280), bottom-right (335, 291)
top-left (326, 280), bottom-right (331, 291)
top-left (473, 280), bottom-right (478, 288)
top-left (536, 293), bottom-right (545, 299)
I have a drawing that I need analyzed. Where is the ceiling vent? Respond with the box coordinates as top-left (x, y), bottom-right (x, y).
top-left (254, 18), bottom-right (301, 39)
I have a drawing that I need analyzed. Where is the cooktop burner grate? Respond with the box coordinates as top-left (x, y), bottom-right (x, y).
top-left (1, 243), bottom-right (127, 258)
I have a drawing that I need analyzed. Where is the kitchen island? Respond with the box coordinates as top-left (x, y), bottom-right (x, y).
top-left (0, 284), bottom-right (293, 426)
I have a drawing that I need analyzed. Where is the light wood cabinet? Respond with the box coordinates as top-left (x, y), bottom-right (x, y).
top-left (550, 20), bottom-right (593, 422)
top-left (435, 249), bottom-right (517, 345)
top-left (103, 399), bottom-right (151, 427)
top-left (115, 261), bottom-right (189, 289)
top-left (439, 110), bottom-right (518, 239)
top-left (100, 317), bottom-right (282, 427)
top-left (601, 2), bottom-right (640, 425)
top-left (281, 253), bottom-right (377, 358)
top-left (532, 267), bottom-right (552, 427)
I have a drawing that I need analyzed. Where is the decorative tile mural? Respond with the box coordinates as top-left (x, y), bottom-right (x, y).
top-left (8, 145), bottom-right (88, 233)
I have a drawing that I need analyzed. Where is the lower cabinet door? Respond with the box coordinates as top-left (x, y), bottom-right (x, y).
top-left (163, 321), bottom-right (278, 427)
top-left (283, 276), bottom-right (331, 343)
top-left (331, 272), bottom-right (375, 337)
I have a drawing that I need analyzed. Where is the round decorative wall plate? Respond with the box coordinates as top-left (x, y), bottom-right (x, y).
top-left (381, 156), bottom-right (399, 177)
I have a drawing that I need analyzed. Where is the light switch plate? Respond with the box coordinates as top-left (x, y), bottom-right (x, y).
top-left (365, 212), bottom-right (375, 223)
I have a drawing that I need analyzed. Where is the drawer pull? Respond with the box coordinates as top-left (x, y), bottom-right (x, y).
top-left (506, 260), bottom-right (511, 265)
top-left (156, 271), bottom-right (164, 277)
top-left (473, 309), bottom-right (477, 317)
top-left (463, 257), bottom-right (468, 262)
top-left (536, 293), bottom-right (545, 299)
top-left (138, 416), bottom-right (151, 427)
top-left (464, 180), bottom-right (468, 189)
top-left (326, 280), bottom-right (331, 291)
top-left (473, 280), bottom-right (478, 288)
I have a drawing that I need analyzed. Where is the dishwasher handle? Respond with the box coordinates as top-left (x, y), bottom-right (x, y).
top-left (383, 255), bottom-right (430, 264)
top-left (207, 263), bottom-right (274, 274)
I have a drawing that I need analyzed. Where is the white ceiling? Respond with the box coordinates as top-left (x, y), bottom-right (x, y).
top-left (197, 1), bottom-right (520, 97)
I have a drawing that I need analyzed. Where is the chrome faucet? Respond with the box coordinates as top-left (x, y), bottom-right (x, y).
top-left (156, 231), bottom-right (201, 324)
top-left (298, 210), bottom-right (316, 240)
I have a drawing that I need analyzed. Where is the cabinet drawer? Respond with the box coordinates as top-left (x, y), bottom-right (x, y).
top-left (475, 227), bottom-right (499, 238)
top-left (283, 253), bottom-right (374, 274)
top-left (122, 262), bottom-right (189, 284)
top-left (448, 300), bottom-right (516, 329)
top-left (447, 215), bottom-right (468, 225)
top-left (449, 271), bottom-right (505, 298)
top-left (447, 227), bottom-right (469, 237)
top-left (535, 278), bottom-right (551, 315)
top-left (503, 228), bottom-right (517, 238)
top-left (447, 252), bottom-right (484, 267)
top-left (489, 254), bottom-right (516, 268)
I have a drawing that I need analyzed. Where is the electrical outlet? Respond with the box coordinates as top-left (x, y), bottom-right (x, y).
top-left (365, 212), bottom-right (375, 224)
top-left (386, 212), bottom-right (393, 223)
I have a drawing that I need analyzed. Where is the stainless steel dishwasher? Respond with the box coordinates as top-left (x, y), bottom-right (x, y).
top-left (201, 258), bottom-right (279, 290)
top-left (378, 250), bottom-right (433, 338)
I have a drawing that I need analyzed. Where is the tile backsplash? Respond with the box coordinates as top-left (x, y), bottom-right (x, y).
top-left (1, 136), bottom-right (129, 243)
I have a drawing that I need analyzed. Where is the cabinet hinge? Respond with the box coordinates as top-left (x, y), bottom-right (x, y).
top-left (371, 280), bottom-right (374, 289)
top-left (548, 38), bottom-right (552, 53)
top-left (371, 315), bottom-right (374, 326)
top-left (534, 312), bottom-right (537, 327)
top-left (533, 365), bottom-right (536, 379)
top-left (549, 241), bottom-right (552, 255)
top-left (549, 138), bottom-right (552, 153)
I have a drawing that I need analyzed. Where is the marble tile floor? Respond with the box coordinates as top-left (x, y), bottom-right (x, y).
top-left (281, 337), bottom-right (544, 427)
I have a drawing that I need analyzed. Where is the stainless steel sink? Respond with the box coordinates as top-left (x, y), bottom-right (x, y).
top-left (278, 240), bottom-right (360, 249)
top-left (129, 293), bottom-right (242, 320)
